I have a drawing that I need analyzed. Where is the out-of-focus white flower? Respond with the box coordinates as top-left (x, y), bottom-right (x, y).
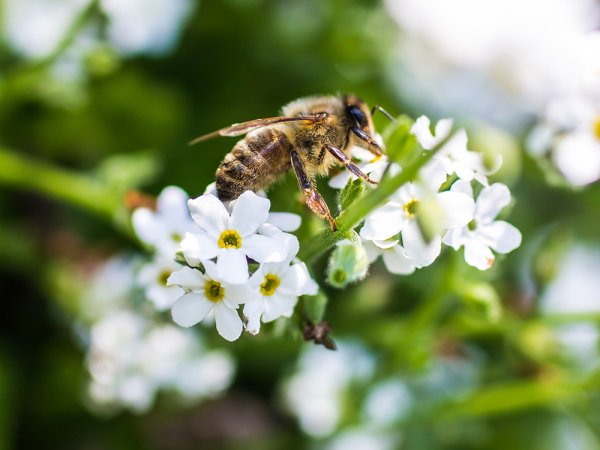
top-left (553, 124), bottom-right (600, 186)
top-left (325, 427), bottom-right (397, 450)
top-left (3, 0), bottom-right (87, 59)
top-left (244, 244), bottom-right (318, 334)
top-left (412, 116), bottom-right (491, 185)
top-left (385, 0), bottom-right (600, 129)
top-left (136, 256), bottom-right (183, 311)
top-left (443, 181), bottom-right (521, 270)
top-left (282, 341), bottom-right (375, 437)
top-left (168, 263), bottom-right (259, 341)
top-left (361, 180), bottom-right (474, 268)
top-left (541, 245), bottom-right (600, 370)
top-left (363, 378), bottom-right (413, 427)
top-left (87, 310), bottom-right (235, 413)
top-left (132, 186), bottom-right (197, 258)
top-left (100, 0), bottom-right (194, 56)
top-left (181, 191), bottom-right (289, 284)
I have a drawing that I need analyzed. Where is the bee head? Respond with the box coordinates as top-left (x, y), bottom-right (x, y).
top-left (343, 94), bottom-right (374, 135)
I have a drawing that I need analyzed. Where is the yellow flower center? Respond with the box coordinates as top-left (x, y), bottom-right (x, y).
top-left (157, 270), bottom-right (171, 286)
top-left (594, 115), bottom-right (600, 141)
top-left (260, 273), bottom-right (281, 297)
top-left (468, 219), bottom-right (477, 231)
top-left (403, 199), bottom-right (419, 218)
top-left (204, 280), bottom-right (224, 303)
top-left (171, 232), bottom-right (182, 242)
top-left (218, 229), bottom-right (242, 249)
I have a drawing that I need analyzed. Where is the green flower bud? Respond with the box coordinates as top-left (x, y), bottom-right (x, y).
top-left (327, 238), bottom-right (369, 288)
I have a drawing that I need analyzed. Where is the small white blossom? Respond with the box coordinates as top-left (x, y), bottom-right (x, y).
top-left (361, 180), bottom-right (474, 268)
top-left (443, 180), bottom-right (522, 270)
top-left (412, 116), bottom-right (492, 185)
top-left (180, 191), bottom-right (289, 284)
top-left (136, 256), bottom-right (183, 311)
top-left (244, 244), bottom-right (318, 335)
top-left (168, 263), bottom-right (259, 341)
top-left (132, 186), bottom-right (197, 258)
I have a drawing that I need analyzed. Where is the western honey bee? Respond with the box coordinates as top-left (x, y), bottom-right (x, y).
top-left (190, 94), bottom-right (391, 231)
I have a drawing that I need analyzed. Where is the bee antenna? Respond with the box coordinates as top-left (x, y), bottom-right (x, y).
top-left (370, 105), bottom-right (396, 122)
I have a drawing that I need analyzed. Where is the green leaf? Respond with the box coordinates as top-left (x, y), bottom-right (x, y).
top-left (94, 151), bottom-right (160, 192)
top-left (338, 177), bottom-right (365, 211)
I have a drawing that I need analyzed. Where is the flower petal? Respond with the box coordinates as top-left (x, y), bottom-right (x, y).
top-left (157, 186), bottom-right (190, 226)
top-left (475, 183), bottom-right (511, 223)
top-left (442, 227), bottom-right (467, 250)
top-left (243, 234), bottom-right (288, 263)
top-left (132, 208), bottom-right (168, 248)
top-left (217, 250), bottom-right (249, 284)
top-left (214, 303), bottom-right (243, 341)
top-left (230, 191), bottom-right (270, 236)
top-left (262, 294), bottom-right (296, 322)
top-left (225, 283), bottom-right (259, 305)
top-left (464, 239), bottom-right (495, 271)
top-left (167, 266), bottom-right (206, 289)
top-left (267, 212), bottom-right (302, 232)
top-left (146, 285), bottom-right (182, 311)
top-left (279, 262), bottom-right (318, 296)
top-left (171, 293), bottom-right (213, 327)
top-left (243, 301), bottom-right (265, 335)
top-left (382, 246), bottom-right (416, 275)
top-left (437, 191), bottom-right (475, 229)
top-left (482, 221), bottom-right (522, 254)
top-left (360, 205), bottom-right (405, 241)
top-left (188, 194), bottom-right (229, 236)
top-left (402, 221), bottom-right (441, 268)
top-left (180, 232), bottom-right (219, 266)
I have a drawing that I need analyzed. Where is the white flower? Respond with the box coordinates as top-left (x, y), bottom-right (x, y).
top-left (361, 181), bottom-right (474, 268)
top-left (167, 263), bottom-right (259, 341)
top-left (553, 115), bottom-right (600, 186)
top-left (412, 116), bottom-right (491, 185)
top-left (136, 256), bottom-right (183, 311)
top-left (180, 191), bottom-right (289, 284)
top-left (132, 186), bottom-right (197, 258)
top-left (362, 239), bottom-right (416, 275)
top-left (244, 244), bottom-right (318, 334)
top-left (100, 0), bottom-right (194, 56)
top-left (282, 341), bottom-right (375, 437)
top-left (443, 180), bottom-right (521, 270)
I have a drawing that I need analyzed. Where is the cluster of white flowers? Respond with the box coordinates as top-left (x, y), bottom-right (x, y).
top-left (133, 187), bottom-right (318, 341)
top-left (527, 33), bottom-right (600, 186)
top-left (78, 256), bottom-right (236, 413)
top-left (331, 116), bottom-right (521, 273)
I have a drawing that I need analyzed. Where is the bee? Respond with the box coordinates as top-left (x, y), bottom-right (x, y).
top-left (190, 94), bottom-right (391, 231)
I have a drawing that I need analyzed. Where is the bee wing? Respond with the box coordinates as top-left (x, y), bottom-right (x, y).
top-left (189, 115), bottom-right (323, 145)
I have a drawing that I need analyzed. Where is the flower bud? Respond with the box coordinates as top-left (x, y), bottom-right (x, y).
top-left (327, 238), bottom-right (369, 288)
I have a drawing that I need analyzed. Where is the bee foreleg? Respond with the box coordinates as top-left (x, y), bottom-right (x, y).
top-left (325, 144), bottom-right (378, 185)
top-left (291, 150), bottom-right (337, 231)
top-left (351, 128), bottom-right (383, 157)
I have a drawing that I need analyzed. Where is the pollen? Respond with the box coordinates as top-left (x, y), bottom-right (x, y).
top-left (157, 270), bottom-right (171, 286)
top-left (204, 280), bottom-right (225, 303)
top-left (218, 229), bottom-right (242, 249)
top-left (594, 115), bottom-right (600, 141)
top-left (403, 199), bottom-right (419, 218)
top-left (260, 273), bottom-right (281, 297)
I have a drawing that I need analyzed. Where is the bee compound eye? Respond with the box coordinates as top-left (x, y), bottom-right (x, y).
top-left (349, 105), bottom-right (368, 128)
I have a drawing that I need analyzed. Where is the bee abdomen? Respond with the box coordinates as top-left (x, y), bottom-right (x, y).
top-left (216, 128), bottom-right (293, 201)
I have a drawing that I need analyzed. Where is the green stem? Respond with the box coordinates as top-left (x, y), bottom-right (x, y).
top-left (0, 147), bottom-right (117, 219)
top-left (298, 132), bottom-right (452, 263)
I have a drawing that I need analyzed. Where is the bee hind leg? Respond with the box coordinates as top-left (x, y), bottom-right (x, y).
top-left (291, 150), bottom-right (337, 231)
top-left (325, 144), bottom-right (378, 185)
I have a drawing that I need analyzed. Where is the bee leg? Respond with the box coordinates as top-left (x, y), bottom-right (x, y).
top-left (325, 144), bottom-right (378, 185)
top-left (351, 128), bottom-right (384, 157)
top-left (291, 150), bottom-right (337, 231)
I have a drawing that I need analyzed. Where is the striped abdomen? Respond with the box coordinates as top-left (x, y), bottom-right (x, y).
top-left (216, 128), bottom-right (293, 201)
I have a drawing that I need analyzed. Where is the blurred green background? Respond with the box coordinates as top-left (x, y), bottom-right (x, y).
top-left (1, 0), bottom-right (600, 449)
